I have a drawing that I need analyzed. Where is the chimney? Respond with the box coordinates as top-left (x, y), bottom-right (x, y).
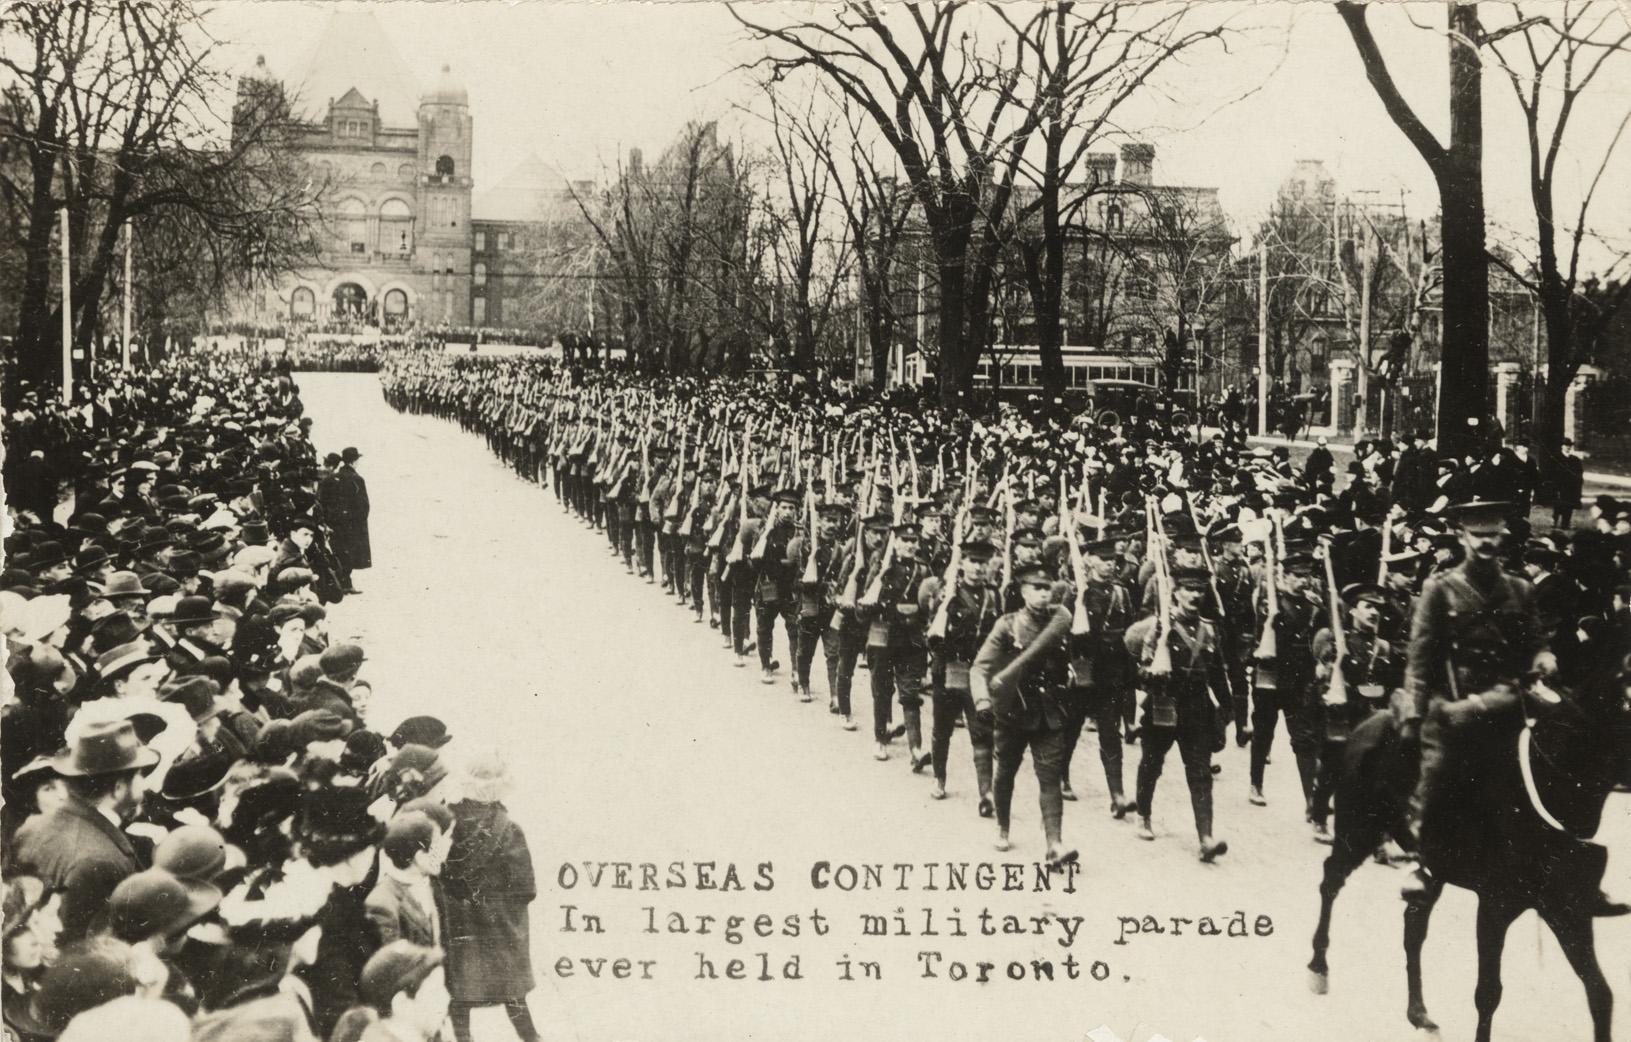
top-left (1119, 143), bottom-right (1155, 187)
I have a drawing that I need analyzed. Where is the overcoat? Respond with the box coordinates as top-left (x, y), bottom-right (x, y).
top-left (441, 799), bottom-right (536, 1002)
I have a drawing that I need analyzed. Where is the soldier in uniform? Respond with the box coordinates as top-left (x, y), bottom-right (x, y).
top-left (971, 560), bottom-right (1077, 866)
top-left (1248, 541), bottom-right (1322, 811)
top-left (858, 521), bottom-right (932, 766)
top-left (1060, 537), bottom-right (1136, 816)
top-left (1307, 580), bottom-right (1402, 842)
top-left (791, 502), bottom-right (849, 704)
top-left (751, 489), bottom-right (802, 686)
top-left (924, 539), bottom-right (1001, 812)
top-left (1124, 566), bottom-right (1232, 861)
top-left (1397, 501), bottom-right (1561, 898)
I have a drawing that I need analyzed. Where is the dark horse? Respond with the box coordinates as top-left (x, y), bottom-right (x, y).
top-left (1307, 677), bottom-right (1629, 1042)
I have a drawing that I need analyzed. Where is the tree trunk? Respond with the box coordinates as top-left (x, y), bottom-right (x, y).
top-left (1433, 5), bottom-right (1488, 459)
top-left (934, 258), bottom-right (969, 409)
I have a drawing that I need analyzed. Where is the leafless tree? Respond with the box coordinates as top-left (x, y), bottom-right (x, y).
top-left (731, 1), bottom-right (1052, 409)
top-left (0, 0), bottom-right (325, 391)
top-left (1481, 0), bottom-right (1631, 473)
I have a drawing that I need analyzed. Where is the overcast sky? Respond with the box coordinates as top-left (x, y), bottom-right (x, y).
top-left (209, 0), bottom-right (1630, 269)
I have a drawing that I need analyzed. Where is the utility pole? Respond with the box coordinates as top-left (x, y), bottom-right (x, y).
top-left (1257, 239), bottom-right (1268, 435)
top-left (1356, 235), bottom-right (1371, 435)
top-left (59, 208), bottom-right (72, 405)
top-left (122, 221), bottom-right (133, 371)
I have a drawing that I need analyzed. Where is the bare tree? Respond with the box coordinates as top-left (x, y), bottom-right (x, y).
top-left (1481, 1), bottom-right (1631, 475)
top-left (996, 2), bottom-right (1229, 398)
top-left (759, 92), bottom-right (853, 375)
top-left (0, 0), bottom-right (325, 391)
top-left (731, 2), bottom-right (1052, 408)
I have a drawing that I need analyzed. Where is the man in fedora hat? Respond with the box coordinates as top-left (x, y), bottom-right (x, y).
top-left (13, 718), bottom-right (159, 944)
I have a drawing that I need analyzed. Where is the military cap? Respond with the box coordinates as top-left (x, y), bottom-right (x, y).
top-left (1172, 566), bottom-right (1211, 590)
top-left (1446, 500), bottom-right (1513, 530)
top-left (863, 513), bottom-right (893, 532)
top-left (1011, 527), bottom-right (1044, 548)
top-left (817, 502), bottom-right (851, 521)
top-left (1011, 561), bottom-right (1055, 585)
top-left (1340, 582), bottom-right (1390, 606)
top-left (891, 520), bottom-right (922, 538)
top-left (772, 488), bottom-right (803, 505)
top-left (959, 539), bottom-right (998, 562)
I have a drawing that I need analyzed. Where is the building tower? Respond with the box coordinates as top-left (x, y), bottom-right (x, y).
top-left (418, 64), bottom-right (473, 323)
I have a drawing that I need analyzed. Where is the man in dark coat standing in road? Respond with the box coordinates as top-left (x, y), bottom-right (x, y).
top-left (334, 447), bottom-right (372, 592)
top-left (1552, 438), bottom-right (1585, 529)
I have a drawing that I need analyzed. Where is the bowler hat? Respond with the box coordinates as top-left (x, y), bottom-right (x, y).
top-left (160, 751), bottom-right (235, 802)
top-left (154, 824), bottom-right (230, 884)
top-left (32, 949), bottom-right (139, 1034)
top-left (166, 595), bottom-right (221, 626)
top-left (52, 718), bottom-right (160, 776)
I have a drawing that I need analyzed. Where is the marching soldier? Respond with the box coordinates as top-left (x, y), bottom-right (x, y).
top-left (1124, 566), bottom-right (1233, 861)
top-left (751, 489), bottom-right (803, 687)
top-left (1062, 537), bottom-right (1136, 816)
top-left (858, 521), bottom-right (932, 766)
top-left (972, 560), bottom-right (1077, 867)
top-left (791, 502), bottom-right (849, 705)
top-left (924, 539), bottom-right (1001, 813)
top-left (1307, 580), bottom-right (1403, 842)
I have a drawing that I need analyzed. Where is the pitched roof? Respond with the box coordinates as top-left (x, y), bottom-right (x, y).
top-left (472, 154), bottom-right (580, 224)
top-left (288, 10), bottom-right (423, 128)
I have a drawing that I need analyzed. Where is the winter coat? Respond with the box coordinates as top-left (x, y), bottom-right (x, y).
top-left (440, 800), bottom-right (536, 1002)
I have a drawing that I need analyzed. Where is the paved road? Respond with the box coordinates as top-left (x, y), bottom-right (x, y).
top-left (300, 373), bottom-right (1628, 1042)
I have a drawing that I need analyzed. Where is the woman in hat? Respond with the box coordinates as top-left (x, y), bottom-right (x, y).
top-left (191, 859), bottom-right (333, 1042)
top-left (2, 878), bottom-right (57, 1042)
top-left (441, 747), bottom-right (540, 1042)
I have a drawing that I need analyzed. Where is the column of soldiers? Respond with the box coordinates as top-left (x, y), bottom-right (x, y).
top-left (381, 354), bottom-right (1631, 895)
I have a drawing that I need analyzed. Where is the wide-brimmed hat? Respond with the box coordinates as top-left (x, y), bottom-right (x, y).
top-left (100, 571), bottom-right (151, 600)
top-left (108, 867), bottom-right (221, 943)
top-left (388, 716), bottom-right (451, 750)
top-left (52, 718), bottom-right (161, 776)
top-left (94, 639), bottom-right (161, 680)
top-left (340, 447), bottom-right (362, 463)
top-left (296, 780), bottom-right (383, 867)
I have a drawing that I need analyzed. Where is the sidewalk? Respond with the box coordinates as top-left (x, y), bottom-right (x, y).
top-left (1246, 433), bottom-right (1631, 493)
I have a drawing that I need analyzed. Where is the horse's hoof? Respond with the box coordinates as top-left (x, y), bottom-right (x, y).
top-left (1407, 1006), bottom-right (1439, 1034)
top-left (1307, 970), bottom-right (1328, 995)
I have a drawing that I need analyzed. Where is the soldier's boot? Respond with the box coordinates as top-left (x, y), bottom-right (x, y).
top-left (1192, 784), bottom-right (1228, 862)
top-left (1107, 780), bottom-right (1133, 819)
top-left (1136, 816), bottom-right (1156, 841)
top-left (904, 706), bottom-right (929, 772)
top-left (1294, 748), bottom-right (1318, 811)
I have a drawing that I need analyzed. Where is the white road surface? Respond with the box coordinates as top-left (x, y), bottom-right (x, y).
top-left (299, 372), bottom-right (1629, 1042)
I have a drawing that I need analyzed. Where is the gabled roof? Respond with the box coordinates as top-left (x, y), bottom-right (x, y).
top-left (332, 87), bottom-right (372, 111)
top-left (289, 10), bottom-right (423, 128)
top-left (472, 154), bottom-right (581, 224)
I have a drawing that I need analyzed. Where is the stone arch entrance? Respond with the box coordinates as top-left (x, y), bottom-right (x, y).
top-left (333, 282), bottom-right (368, 318)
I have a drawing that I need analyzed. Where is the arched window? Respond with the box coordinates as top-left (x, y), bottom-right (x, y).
top-left (290, 286), bottom-right (315, 319)
top-left (435, 155), bottom-right (455, 177)
top-left (383, 289), bottom-right (408, 316)
top-left (397, 162), bottom-right (414, 179)
top-left (473, 262), bottom-right (486, 287)
top-left (339, 197), bottom-right (367, 253)
top-left (370, 162), bottom-right (386, 177)
top-left (381, 198), bottom-right (412, 254)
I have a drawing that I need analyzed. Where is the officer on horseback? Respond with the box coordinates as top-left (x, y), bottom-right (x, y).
top-left (1397, 500), bottom-right (1627, 915)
